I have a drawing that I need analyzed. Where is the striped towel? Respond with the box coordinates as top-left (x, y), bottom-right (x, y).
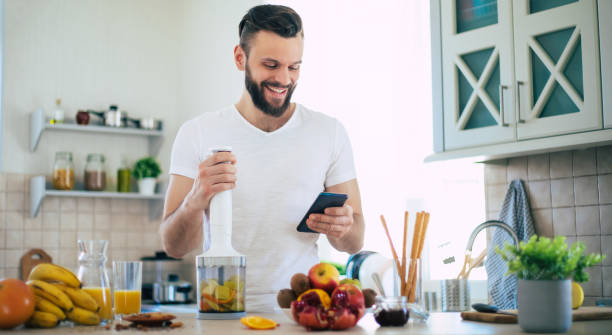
top-left (485, 179), bottom-right (535, 310)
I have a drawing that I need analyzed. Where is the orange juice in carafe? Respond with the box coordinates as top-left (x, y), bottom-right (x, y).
top-left (114, 290), bottom-right (141, 315)
top-left (83, 287), bottom-right (112, 320)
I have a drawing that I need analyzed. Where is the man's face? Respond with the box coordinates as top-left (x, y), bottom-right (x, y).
top-left (243, 31), bottom-right (303, 117)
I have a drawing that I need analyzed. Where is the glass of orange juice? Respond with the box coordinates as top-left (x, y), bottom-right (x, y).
top-left (112, 261), bottom-right (142, 317)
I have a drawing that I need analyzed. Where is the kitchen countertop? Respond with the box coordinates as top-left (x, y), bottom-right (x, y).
top-left (9, 311), bottom-right (612, 334)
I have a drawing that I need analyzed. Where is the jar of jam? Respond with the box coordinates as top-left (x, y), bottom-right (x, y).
top-left (85, 154), bottom-right (106, 191)
top-left (53, 152), bottom-right (75, 190)
top-left (373, 296), bottom-right (410, 327)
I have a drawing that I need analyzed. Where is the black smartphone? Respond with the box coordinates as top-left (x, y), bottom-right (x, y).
top-left (297, 192), bottom-right (348, 233)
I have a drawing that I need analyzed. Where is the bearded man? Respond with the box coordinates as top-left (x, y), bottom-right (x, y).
top-left (160, 4), bottom-right (364, 312)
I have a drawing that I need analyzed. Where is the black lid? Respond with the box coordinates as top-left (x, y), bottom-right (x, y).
top-left (109, 105), bottom-right (118, 111)
top-left (167, 274), bottom-right (179, 282)
top-left (140, 250), bottom-right (182, 261)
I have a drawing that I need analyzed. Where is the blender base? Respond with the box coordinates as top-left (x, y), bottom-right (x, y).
top-left (197, 311), bottom-right (246, 320)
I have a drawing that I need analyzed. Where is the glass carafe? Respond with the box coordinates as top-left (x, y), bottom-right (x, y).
top-left (77, 240), bottom-right (113, 323)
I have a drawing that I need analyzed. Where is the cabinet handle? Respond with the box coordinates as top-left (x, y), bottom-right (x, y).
top-left (516, 81), bottom-right (526, 123)
top-left (499, 85), bottom-right (509, 127)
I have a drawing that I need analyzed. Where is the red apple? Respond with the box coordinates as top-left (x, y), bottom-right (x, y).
top-left (308, 263), bottom-right (340, 294)
top-left (331, 284), bottom-right (366, 321)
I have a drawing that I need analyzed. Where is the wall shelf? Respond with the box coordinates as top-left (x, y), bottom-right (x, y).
top-left (29, 109), bottom-right (164, 155)
top-left (29, 176), bottom-right (164, 219)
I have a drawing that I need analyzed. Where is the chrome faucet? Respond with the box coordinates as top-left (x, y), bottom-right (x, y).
top-left (466, 220), bottom-right (520, 253)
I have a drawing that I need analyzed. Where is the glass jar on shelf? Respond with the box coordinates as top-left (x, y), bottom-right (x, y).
top-left (117, 158), bottom-right (131, 193)
top-left (85, 154), bottom-right (106, 191)
top-left (53, 151), bottom-right (74, 190)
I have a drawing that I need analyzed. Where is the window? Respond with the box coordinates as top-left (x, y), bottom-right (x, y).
top-left (269, 0), bottom-right (488, 281)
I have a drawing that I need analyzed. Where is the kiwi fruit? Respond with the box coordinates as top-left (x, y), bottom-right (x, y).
top-left (362, 288), bottom-right (377, 308)
top-left (290, 273), bottom-right (311, 296)
top-left (277, 288), bottom-right (297, 308)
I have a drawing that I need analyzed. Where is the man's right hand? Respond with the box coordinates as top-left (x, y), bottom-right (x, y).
top-left (184, 151), bottom-right (237, 212)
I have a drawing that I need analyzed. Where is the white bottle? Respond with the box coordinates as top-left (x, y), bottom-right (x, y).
top-left (52, 98), bottom-right (65, 124)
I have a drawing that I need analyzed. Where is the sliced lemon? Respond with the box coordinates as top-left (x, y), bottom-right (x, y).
top-left (240, 316), bottom-right (278, 330)
top-left (572, 281), bottom-right (584, 309)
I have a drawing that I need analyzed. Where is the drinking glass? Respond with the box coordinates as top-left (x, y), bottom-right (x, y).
top-left (113, 261), bottom-right (142, 317)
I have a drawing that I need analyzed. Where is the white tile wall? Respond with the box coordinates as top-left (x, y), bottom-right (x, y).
top-left (483, 145), bottom-right (612, 305)
top-left (0, 173), bottom-right (164, 281)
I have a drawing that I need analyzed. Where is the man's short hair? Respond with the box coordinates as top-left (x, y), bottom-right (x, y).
top-left (239, 4), bottom-right (303, 56)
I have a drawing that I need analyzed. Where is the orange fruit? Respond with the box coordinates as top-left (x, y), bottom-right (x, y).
top-left (240, 316), bottom-right (278, 330)
top-left (297, 289), bottom-right (331, 309)
top-left (0, 278), bottom-right (36, 329)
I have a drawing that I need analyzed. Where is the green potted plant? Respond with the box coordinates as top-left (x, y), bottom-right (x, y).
top-left (132, 157), bottom-right (162, 195)
top-left (497, 235), bottom-right (605, 333)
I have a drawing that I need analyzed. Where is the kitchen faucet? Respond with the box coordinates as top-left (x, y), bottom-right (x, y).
top-left (466, 220), bottom-right (520, 253)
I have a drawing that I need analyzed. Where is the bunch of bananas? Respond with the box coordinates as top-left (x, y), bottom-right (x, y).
top-left (25, 263), bottom-right (101, 328)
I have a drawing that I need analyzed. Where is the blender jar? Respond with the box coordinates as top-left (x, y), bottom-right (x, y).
top-left (197, 256), bottom-right (246, 318)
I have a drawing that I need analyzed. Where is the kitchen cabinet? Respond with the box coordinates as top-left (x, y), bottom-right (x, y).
top-left (600, 0), bottom-right (612, 128)
top-left (441, 0), bottom-right (516, 150)
top-left (430, 0), bottom-right (609, 160)
top-left (512, 0), bottom-right (601, 139)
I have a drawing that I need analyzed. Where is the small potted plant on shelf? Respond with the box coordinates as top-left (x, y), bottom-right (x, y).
top-left (132, 157), bottom-right (161, 195)
top-left (496, 235), bottom-right (605, 333)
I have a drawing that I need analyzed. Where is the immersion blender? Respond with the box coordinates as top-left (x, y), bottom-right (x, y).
top-left (196, 146), bottom-right (246, 319)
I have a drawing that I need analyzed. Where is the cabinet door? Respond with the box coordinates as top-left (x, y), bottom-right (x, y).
top-left (441, 0), bottom-right (516, 150)
top-left (600, 0), bottom-right (612, 128)
top-left (513, 0), bottom-right (601, 139)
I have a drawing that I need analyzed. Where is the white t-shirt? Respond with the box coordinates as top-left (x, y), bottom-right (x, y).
top-left (169, 104), bottom-right (356, 312)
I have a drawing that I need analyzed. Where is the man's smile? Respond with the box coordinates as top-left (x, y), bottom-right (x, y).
top-left (264, 84), bottom-right (289, 100)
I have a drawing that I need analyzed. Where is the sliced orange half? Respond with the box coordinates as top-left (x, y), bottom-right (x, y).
top-left (240, 316), bottom-right (278, 330)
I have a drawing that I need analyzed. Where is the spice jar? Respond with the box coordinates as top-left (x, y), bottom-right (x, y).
top-left (85, 154), bottom-right (106, 191)
top-left (53, 152), bottom-right (75, 190)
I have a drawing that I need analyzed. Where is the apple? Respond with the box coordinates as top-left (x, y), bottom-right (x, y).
top-left (308, 263), bottom-right (340, 294)
top-left (339, 278), bottom-right (361, 289)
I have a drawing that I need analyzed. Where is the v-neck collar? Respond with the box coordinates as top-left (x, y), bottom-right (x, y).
top-left (231, 104), bottom-right (299, 136)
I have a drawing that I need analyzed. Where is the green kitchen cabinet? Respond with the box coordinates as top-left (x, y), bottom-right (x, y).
top-left (440, 0), bottom-right (516, 150)
top-left (431, 0), bottom-right (609, 159)
top-left (600, 0), bottom-right (612, 129)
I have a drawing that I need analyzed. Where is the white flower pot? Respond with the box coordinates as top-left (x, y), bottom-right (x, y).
top-left (518, 279), bottom-right (572, 333)
top-left (138, 178), bottom-right (157, 195)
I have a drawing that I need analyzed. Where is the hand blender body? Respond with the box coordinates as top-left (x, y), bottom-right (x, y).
top-left (196, 147), bottom-right (247, 319)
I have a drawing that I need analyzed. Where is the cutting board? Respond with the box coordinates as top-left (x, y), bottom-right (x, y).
top-left (20, 248), bottom-right (53, 280)
top-left (461, 306), bottom-right (612, 324)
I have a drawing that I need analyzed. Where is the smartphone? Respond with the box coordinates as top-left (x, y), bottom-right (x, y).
top-left (297, 192), bottom-right (348, 233)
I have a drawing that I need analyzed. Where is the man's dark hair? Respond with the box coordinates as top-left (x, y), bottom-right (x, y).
top-left (239, 5), bottom-right (303, 56)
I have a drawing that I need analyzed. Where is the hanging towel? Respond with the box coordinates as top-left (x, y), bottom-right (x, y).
top-left (485, 179), bottom-right (535, 310)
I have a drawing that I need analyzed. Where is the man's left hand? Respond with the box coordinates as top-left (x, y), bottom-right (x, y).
top-left (306, 204), bottom-right (354, 239)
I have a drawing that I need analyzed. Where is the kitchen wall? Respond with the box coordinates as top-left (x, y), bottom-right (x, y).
top-left (1, 0), bottom-right (259, 285)
top-left (483, 145), bottom-right (612, 306)
top-left (0, 172), bottom-right (163, 278)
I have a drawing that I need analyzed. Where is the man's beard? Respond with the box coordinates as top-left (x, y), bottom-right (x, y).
top-left (245, 64), bottom-right (296, 118)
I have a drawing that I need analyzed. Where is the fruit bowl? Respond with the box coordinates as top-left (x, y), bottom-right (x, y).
top-left (281, 308), bottom-right (294, 323)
